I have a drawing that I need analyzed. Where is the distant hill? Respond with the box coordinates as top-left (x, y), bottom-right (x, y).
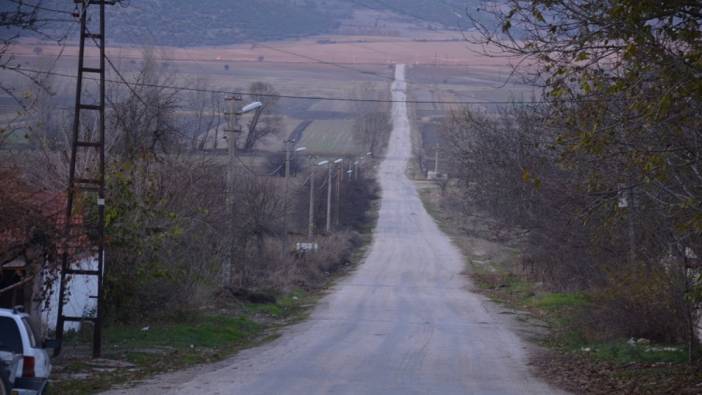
top-left (106, 0), bottom-right (355, 46)
top-left (10, 0), bottom-right (488, 47)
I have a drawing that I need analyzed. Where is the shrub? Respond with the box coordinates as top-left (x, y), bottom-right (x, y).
top-left (585, 266), bottom-right (688, 344)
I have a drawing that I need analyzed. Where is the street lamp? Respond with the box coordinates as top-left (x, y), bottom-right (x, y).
top-left (241, 101), bottom-right (263, 114)
top-left (282, 143), bottom-right (307, 255)
top-left (333, 159), bottom-right (344, 228)
top-left (223, 98), bottom-right (264, 287)
top-left (306, 158), bottom-right (323, 239)
top-left (322, 159), bottom-right (342, 233)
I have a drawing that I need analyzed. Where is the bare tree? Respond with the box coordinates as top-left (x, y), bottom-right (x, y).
top-left (351, 83), bottom-right (391, 156)
top-left (232, 173), bottom-right (285, 286)
top-left (241, 81), bottom-right (282, 151)
top-left (108, 48), bottom-right (182, 161)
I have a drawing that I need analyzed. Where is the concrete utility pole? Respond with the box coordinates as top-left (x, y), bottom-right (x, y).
top-left (309, 159), bottom-right (323, 239)
top-left (224, 96), bottom-right (241, 287)
top-left (335, 159), bottom-right (343, 227)
top-left (308, 162), bottom-right (315, 239)
top-left (434, 144), bottom-right (440, 174)
top-left (282, 142), bottom-right (306, 255)
top-left (325, 160), bottom-right (340, 233)
top-left (627, 185), bottom-right (636, 265)
top-left (222, 99), bottom-right (262, 284)
top-left (282, 139), bottom-right (292, 255)
top-left (618, 181), bottom-right (637, 266)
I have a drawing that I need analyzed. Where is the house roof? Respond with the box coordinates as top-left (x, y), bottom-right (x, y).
top-left (0, 169), bottom-right (91, 265)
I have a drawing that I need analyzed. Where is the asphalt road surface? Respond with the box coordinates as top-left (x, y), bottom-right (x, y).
top-left (105, 65), bottom-right (565, 395)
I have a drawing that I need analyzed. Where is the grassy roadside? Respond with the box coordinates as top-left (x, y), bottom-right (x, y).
top-left (52, 292), bottom-right (308, 394)
top-left (415, 179), bottom-right (702, 394)
top-left (53, 188), bottom-right (381, 395)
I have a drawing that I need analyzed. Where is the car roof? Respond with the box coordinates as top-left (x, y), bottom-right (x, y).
top-left (0, 307), bottom-right (28, 318)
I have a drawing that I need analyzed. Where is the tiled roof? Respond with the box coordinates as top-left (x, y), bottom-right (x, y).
top-left (0, 171), bottom-right (91, 265)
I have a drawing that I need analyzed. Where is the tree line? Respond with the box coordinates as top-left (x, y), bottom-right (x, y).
top-left (0, 41), bottom-right (390, 326)
top-left (440, 0), bottom-right (702, 357)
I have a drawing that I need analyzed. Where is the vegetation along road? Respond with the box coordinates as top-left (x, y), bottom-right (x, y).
top-left (101, 65), bottom-right (564, 395)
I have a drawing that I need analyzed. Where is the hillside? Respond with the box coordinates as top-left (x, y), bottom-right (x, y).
top-left (13, 0), bottom-right (486, 46)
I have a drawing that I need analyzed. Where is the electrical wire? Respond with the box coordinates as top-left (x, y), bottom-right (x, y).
top-left (6, 1), bottom-right (527, 106)
top-left (7, 66), bottom-right (553, 105)
top-left (253, 43), bottom-right (396, 82)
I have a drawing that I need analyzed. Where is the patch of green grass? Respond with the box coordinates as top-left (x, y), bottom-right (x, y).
top-left (530, 292), bottom-right (589, 311)
top-left (243, 289), bottom-right (311, 318)
top-left (577, 341), bottom-right (689, 365)
top-left (244, 303), bottom-right (286, 317)
top-left (54, 314), bottom-right (265, 394)
top-left (107, 315), bottom-right (262, 349)
top-left (298, 119), bottom-right (359, 155)
top-left (54, 297), bottom-right (310, 394)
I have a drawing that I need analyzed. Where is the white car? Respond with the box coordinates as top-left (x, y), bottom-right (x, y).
top-left (0, 307), bottom-right (54, 394)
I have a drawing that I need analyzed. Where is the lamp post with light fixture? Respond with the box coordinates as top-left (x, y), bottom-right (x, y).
top-left (223, 98), bottom-right (263, 286)
top-left (334, 158), bottom-right (344, 228)
top-left (282, 142), bottom-right (307, 255)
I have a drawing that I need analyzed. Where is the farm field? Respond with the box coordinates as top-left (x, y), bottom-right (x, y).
top-left (2, 33), bottom-right (534, 168)
top-left (407, 64), bottom-right (539, 174)
top-left (298, 119), bottom-right (358, 156)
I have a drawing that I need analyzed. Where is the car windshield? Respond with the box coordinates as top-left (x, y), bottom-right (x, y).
top-left (21, 317), bottom-right (37, 348)
top-left (0, 317), bottom-right (22, 354)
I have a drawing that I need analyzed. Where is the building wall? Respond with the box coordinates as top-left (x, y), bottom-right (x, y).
top-left (40, 255), bottom-right (99, 336)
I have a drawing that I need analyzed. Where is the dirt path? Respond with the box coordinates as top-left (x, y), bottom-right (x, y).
top-left (102, 65), bottom-right (566, 395)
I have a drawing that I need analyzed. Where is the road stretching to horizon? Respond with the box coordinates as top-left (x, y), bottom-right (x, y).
top-left (104, 65), bottom-right (565, 395)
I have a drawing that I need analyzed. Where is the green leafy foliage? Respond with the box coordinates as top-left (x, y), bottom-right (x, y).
top-left (470, 0), bottom-right (702, 353)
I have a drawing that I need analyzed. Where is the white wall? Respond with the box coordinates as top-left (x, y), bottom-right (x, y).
top-left (42, 255), bottom-right (99, 333)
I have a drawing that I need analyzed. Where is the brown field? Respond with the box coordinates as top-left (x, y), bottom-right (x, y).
top-left (3, 32), bottom-right (534, 167)
top-left (12, 31), bottom-right (520, 68)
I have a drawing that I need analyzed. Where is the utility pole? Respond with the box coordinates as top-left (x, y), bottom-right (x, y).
top-left (627, 185), bottom-right (636, 265)
top-left (308, 160), bottom-right (315, 239)
top-left (282, 139), bottom-right (292, 255)
top-left (434, 144), bottom-right (440, 174)
top-left (335, 162), bottom-right (342, 227)
top-left (222, 100), bottom-right (263, 284)
top-left (283, 142), bottom-right (306, 255)
top-left (326, 162), bottom-right (333, 233)
top-left (618, 181), bottom-right (637, 266)
top-left (56, 0), bottom-right (114, 359)
top-left (224, 96), bottom-right (241, 287)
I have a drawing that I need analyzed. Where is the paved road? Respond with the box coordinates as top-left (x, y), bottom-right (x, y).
top-left (106, 65), bottom-right (564, 395)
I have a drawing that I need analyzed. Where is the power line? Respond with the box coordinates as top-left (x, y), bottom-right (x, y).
top-left (7, 66), bottom-right (549, 105)
top-left (253, 43), bottom-right (396, 82)
top-left (349, 0), bottom-right (441, 28)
